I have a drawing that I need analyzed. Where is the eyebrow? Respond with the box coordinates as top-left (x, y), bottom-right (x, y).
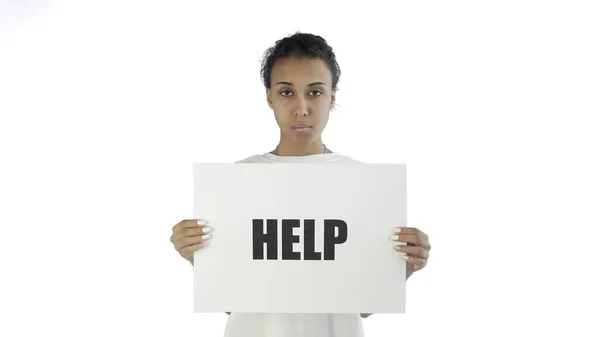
top-left (275, 81), bottom-right (326, 87)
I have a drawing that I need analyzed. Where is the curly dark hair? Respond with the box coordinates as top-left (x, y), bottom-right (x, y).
top-left (260, 32), bottom-right (341, 91)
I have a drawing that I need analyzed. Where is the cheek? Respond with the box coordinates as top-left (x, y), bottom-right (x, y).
top-left (313, 102), bottom-right (331, 119)
top-left (273, 108), bottom-right (290, 125)
top-left (272, 100), bottom-right (291, 115)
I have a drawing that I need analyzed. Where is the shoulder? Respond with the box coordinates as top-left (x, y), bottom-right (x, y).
top-left (235, 154), bottom-right (270, 163)
top-left (235, 152), bottom-right (363, 164)
top-left (332, 154), bottom-right (363, 164)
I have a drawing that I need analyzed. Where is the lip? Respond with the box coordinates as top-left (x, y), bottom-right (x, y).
top-left (292, 123), bottom-right (312, 129)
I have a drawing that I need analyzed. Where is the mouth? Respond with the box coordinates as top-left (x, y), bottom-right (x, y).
top-left (292, 123), bottom-right (313, 131)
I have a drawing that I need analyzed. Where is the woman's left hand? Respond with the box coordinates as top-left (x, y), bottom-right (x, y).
top-left (391, 227), bottom-right (431, 275)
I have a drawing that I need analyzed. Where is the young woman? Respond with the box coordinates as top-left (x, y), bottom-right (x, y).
top-left (169, 32), bottom-right (431, 337)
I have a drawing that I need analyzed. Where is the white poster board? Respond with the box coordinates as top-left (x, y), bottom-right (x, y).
top-left (193, 163), bottom-right (407, 314)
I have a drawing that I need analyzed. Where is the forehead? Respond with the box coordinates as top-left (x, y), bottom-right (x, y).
top-left (271, 57), bottom-right (332, 86)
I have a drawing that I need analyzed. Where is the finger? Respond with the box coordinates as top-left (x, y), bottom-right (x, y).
top-left (172, 219), bottom-right (208, 233)
top-left (171, 220), bottom-right (211, 243)
top-left (392, 227), bottom-right (428, 241)
top-left (403, 255), bottom-right (427, 271)
top-left (176, 234), bottom-right (212, 250)
top-left (172, 226), bottom-right (212, 242)
top-left (390, 233), bottom-right (427, 248)
top-left (409, 233), bottom-right (431, 250)
top-left (181, 243), bottom-right (205, 258)
top-left (413, 230), bottom-right (430, 250)
top-left (395, 245), bottom-right (429, 259)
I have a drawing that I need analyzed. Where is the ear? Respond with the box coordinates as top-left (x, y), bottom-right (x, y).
top-left (266, 88), bottom-right (273, 109)
top-left (330, 91), bottom-right (336, 109)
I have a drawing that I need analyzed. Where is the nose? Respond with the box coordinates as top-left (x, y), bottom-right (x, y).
top-left (293, 97), bottom-right (309, 116)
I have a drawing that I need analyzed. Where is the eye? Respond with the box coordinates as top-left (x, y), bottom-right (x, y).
top-left (309, 90), bottom-right (322, 97)
top-left (280, 90), bottom-right (293, 97)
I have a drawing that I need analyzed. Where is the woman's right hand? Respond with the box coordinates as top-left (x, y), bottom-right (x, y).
top-left (170, 219), bottom-right (213, 264)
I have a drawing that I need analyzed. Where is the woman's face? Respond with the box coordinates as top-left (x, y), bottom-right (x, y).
top-left (267, 57), bottom-right (335, 147)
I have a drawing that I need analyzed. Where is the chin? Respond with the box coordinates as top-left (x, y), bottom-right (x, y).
top-left (290, 133), bottom-right (317, 143)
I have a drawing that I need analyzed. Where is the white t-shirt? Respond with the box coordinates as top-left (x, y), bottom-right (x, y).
top-left (222, 151), bottom-right (365, 337)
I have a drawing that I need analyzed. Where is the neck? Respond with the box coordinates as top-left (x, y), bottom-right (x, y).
top-left (273, 139), bottom-right (329, 156)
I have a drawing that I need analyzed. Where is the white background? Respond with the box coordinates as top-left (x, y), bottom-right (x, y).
top-left (1, 0), bottom-right (599, 336)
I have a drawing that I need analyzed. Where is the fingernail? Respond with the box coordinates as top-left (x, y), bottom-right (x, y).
top-left (393, 228), bottom-right (402, 233)
top-left (202, 226), bottom-right (212, 233)
top-left (394, 247), bottom-right (406, 255)
top-left (197, 220), bottom-right (207, 225)
top-left (403, 255), bottom-right (409, 260)
top-left (202, 234), bottom-right (211, 240)
top-left (390, 235), bottom-right (399, 241)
